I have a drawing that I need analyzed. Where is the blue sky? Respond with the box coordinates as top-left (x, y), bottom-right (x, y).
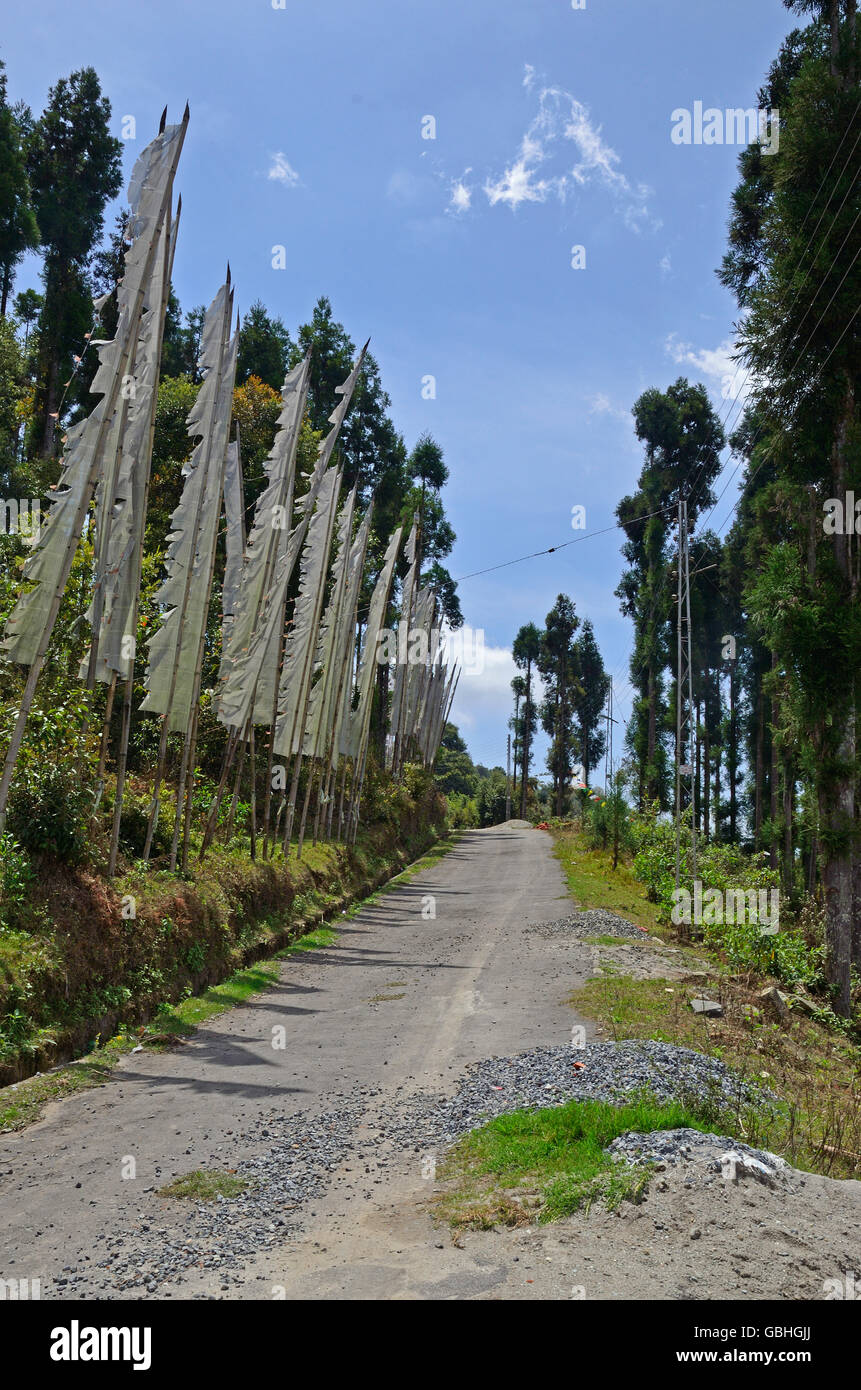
top-left (4, 0), bottom-right (796, 772)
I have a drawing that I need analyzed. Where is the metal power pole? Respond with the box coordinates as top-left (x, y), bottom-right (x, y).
top-left (674, 495), bottom-right (697, 890)
top-left (505, 734), bottom-right (512, 822)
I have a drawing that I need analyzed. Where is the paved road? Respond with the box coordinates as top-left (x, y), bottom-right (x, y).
top-left (0, 825), bottom-right (597, 1300)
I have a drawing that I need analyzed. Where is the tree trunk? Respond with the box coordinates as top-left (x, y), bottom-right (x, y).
top-left (819, 713), bottom-right (854, 1017)
top-left (40, 352), bottom-right (60, 457)
top-left (0, 264), bottom-right (10, 319)
top-left (754, 683), bottom-right (764, 850)
top-left (729, 662), bottom-right (737, 843)
top-left (703, 699), bottom-right (710, 846)
top-left (782, 753), bottom-right (794, 900)
top-left (520, 665), bottom-right (531, 819)
top-left (714, 743), bottom-right (721, 845)
top-left (646, 664), bottom-right (657, 802)
top-left (770, 653), bottom-right (779, 871)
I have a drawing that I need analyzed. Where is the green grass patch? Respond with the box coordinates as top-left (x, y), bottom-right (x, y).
top-left (0, 1056), bottom-right (115, 1132)
top-left (158, 1169), bottom-right (253, 1202)
top-left (552, 830), bottom-right (666, 936)
top-left (571, 972), bottom-right (861, 1180)
top-left (436, 1095), bottom-right (725, 1229)
top-left (582, 934), bottom-right (644, 947)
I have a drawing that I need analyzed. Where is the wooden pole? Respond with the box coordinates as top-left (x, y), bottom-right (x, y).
top-left (143, 274), bottom-right (232, 861)
top-left (107, 197), bottom-right (181, 877)
top-left (0, 115), bottom-right (187, 833)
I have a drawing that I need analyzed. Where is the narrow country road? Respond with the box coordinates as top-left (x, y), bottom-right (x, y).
top-left (3, 824), bottom-right (857, 1302)
top-left (0, 826), bottom-right (596, 1299)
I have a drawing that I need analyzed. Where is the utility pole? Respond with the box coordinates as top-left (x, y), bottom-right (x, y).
top-left (606, 678), bottom-right (620, 869)
top-left (674, 495), bottom-right (697, 891)
top-left (505, 734), bottom-right (512, 821)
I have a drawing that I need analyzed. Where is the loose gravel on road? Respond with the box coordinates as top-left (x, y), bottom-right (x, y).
top-left (381, 1040), bottom-right (775, 1154)
top-left (528, 909), bottom-right (650, 940)
top-left (607, 1127), bottom-right (792, 1182)
top-left (86, 1095), bottom-right (378, 1296)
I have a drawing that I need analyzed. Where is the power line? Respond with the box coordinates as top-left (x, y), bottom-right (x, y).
top-left (453, 502), bottom-right (677, 584)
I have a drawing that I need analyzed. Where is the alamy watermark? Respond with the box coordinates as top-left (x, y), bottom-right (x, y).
top-left (671, 880), bottom-right (779, 935)
top-left (823, 492), bottom-right (861, 534)
top-left (671, 103), bottom-right (779, 155)
top-left (1, 498), bottom-right (42, 545)
top-left (376, 623), bottom-right (485, 675)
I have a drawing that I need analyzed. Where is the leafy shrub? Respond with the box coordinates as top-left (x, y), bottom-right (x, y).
top-left (446, 792), bottom-right (478, 828)
top-left (630, 804), bottom-right (821, 987)
top-left (117, 788), bottom-right (171, 857)
top-left (581, 785), bottom-right (632, 854)
top-left (0, 833), bottom-right (35, 928)
top-left (703, 913), bottom-right (823, 988)
top-left (6, 762), bottom-right (94, 863)
top-left (184, 941), bottom-right (207, 974)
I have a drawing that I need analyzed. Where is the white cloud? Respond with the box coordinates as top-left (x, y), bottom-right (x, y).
top-left (589, 392), bottom-right (629, 422)
top-left (444, 632), bottom-right (545, 770)
top-left (448, 173), bottom-right (473, 214)
top-left (659, 253), bottom-right (672, 276)
top-left (482, 77), bottom-right (657, 229)
top-left (268, 152), bottom-right (300, 186)
top-left (665, 331), bottom-right (751, 405)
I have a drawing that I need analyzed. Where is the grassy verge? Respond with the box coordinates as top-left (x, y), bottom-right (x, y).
top-left (552, 831), bottom-right (666, 936)
top-left (435, 1095), bottom-right (726, 1230)
top-left (0, 837), bottom-right (457, 1133)
top-left (554, 828), bottom-right (861, 1180)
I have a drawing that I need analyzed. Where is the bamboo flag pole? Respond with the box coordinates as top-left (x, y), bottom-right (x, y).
top-left (142, 274), bottom-right (233, 861)
top-left (0, 112), bottom-right (188, 834)
top-left (283, 482), bottom-right (341, 857)
top-left (172, 318), bottom-right (239, 871)
top-left (316, 506), bottom-right (372, 844)
top-left (342, 525), bottom-right (403, 840)
top-left (303, 488), bottom-right (357, 846)
top-left (201, 355), bottom-right (311, 852)
top-left (107, 196), bottom-right (182, 877)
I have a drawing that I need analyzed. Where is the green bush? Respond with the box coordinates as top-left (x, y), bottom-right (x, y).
top-left (446, 792), bottom-right (478, 828)
top-left (0, 833), bottom-right (35, 928)
top-left (6, 762), bottom-right (94, 863)
top-left (582, 784), bottom-right (632, 854)
top-left (630, 804), bottom-right (821, 987)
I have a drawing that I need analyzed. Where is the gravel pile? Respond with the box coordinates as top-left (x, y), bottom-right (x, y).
top-left (381, 1041), bottom-right (773, 1154)
top-left (528, 908), bottom-right (648, 941)
top-left (606, 1126), bottom-right (789, 1179)
top-left (82, 1094), bottom-right (378, 1296)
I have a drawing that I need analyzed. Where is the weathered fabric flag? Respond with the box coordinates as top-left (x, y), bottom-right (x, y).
top-left (301, 486), bottom-right (357, 761)
top-left (217, 343), bottom-right (366, 732)
top-left (220, 439), bottom-right (245, 654)
top-left (140, 282), bottom-right (237, 731)
top-left (81, 205), bottom-right (180, 685)
top-left (347, 524), bottom-right (403, 764)
top-left (218, 354), bottom-right (310, 696)
top-left (272, 467), bottom-right (342, 758)
top-left (2, 119), bottom-right (186, 669)
top-left (387, 516), bottom-right (419, 770)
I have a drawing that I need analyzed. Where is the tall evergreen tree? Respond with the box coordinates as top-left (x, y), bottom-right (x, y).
top-left (513, 622), bottom-right (542, 818)
top-left (572, 618), bottom-right (609, 788)
top-left (537, 594), bottom-right (579, 816)
top-left (237, 300), bottom-right (292, 389)
top-left (26, 67), bottom-right (122, 455)
top-left (616, 379), bottom-right (725, 808)
top-left (0, 62), bottom-right (38, 319)
top-left (719, 1), bottom-right (861, 1011)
